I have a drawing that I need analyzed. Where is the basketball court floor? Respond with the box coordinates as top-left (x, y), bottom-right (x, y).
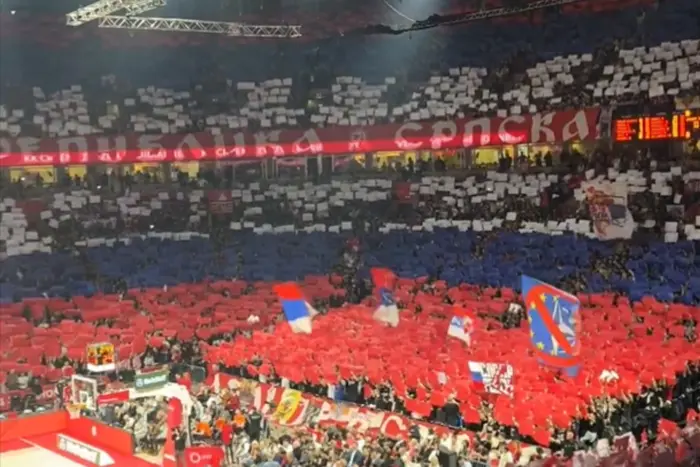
top-left (0, 445), bottom-right (87, 467)
top-left (0, 435), bottom-right (155, 467)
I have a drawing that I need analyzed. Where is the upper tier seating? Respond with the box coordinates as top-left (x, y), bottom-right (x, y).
top-left (1, 38), bottom-right (698, 137)
top-left (1, 0), bottom-right (698, 137)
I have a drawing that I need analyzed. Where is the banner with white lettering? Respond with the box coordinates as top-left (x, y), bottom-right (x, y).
top-left (0, 109), bottom-right (601, 167)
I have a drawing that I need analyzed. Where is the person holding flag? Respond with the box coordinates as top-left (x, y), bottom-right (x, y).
top-left (370, 267), bottom-right (400, 327)
top-left (273, 282), bottom-right (316, 334)
top-left (447, 305), bottom-right (475, 346)
top-left (521, 275), bottom-right (582, 377)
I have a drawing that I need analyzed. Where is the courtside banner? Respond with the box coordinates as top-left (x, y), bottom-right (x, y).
top-left (65, 416), bottom-right (135, 456)
top-left (0, 109), bottom-right (601, 166)
top-left (134, 367), bottom-right (169, 391)
top-left (57, 434), bottom-right (105, 466)
top-left (96, 389), bottom-right (130, 406)
top-left (184, 446), bottom-right (224, 467)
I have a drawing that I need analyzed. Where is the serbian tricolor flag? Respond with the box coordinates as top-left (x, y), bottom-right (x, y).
top-left (274, 283), bottom-right (313, 334)
top-left (370, 268), bottom-right (399, 327)
top-left (447, 306), bottom-right (474, 345)
top-left (521, 275), bottom-right (581, 377)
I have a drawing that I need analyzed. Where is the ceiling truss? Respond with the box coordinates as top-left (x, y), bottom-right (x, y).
top-left (97, 16), bottom-right (303, 38)
top-left (407, 0), bottom-right (586, 30)
top-left (66, 0), bottom-right (301, 37)
top-left (123, 0), bottom-right (167, 17)
top-left (66, 0), bottom-right (164, 26)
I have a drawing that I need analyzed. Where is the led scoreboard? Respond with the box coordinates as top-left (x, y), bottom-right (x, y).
top-left (613, 111), bottom-right (700, 142)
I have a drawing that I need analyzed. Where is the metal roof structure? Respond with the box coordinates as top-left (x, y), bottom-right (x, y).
top-left (97, 16), bottom-right (303, 38)
top-left (122, 0), bottom-right (166, 17)
top-left (66, 0), bottom-right (301, 38)
top-left (402, 0), bottom-right (586, 31)
top-left (66, 0), bottom-right (158, 26)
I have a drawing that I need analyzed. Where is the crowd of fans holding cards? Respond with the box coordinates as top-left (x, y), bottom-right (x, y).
top-left (2, 151), bottom-right (700, 466)
top-left (1, 0), bottom-right (700, 466)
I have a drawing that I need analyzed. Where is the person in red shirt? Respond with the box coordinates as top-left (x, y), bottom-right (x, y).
top-left (220, 421), bottom-right (234, 464)
top-left (226, 390), bottom-right (240, 412)
top-left (176, 372), bottom-right (192, 392)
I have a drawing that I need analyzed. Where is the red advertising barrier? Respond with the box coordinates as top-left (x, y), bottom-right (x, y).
top-left (184, 446), bottom-right (224, 467)
top-left (95, 389), bottom-right (130, 406)
top-left (0, 109), bottom-right (600, 167)
top-left (64, 416), bottom-right (135, 457)
top-left (0, 410), bottom-right (68, 444)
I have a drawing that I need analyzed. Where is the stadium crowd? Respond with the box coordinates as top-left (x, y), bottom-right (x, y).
top-left (2, 148), bottom-right (700, 466)
top-left (2, 0), bottom-right (700, 466)
top-left (0, 0), bottom-right (698, 139)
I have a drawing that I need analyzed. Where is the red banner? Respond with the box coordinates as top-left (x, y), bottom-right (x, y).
top-left (215, 374), bottom-right (478, 444)
top-left (207, 190), bottom-right (234, 214)
top-left (184, 446), bottom-right (223, 467)
top-left (392, 181), bottom-right (413, 203)
top-left (96, 390), bottom-right (130, 406)
top-left (0, 109), bottom-right (600, 167)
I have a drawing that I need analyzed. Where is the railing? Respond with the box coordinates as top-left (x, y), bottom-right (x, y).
top-left (0, 164), bottom-right (570, 201)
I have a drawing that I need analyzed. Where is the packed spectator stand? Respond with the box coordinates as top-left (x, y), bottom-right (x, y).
top-left (1, 0), bottom-right (699, 138)
top-left (1, 0), bottom-right (700, 466)
top-left (2, 163), bottom-right (700, 465)
top-left (1, 36), bottom-right (698, 138)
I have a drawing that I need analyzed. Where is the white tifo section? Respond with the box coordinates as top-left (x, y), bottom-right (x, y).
top-left (0, 39), bottom-right (696, 136)
top-left (0, 447), bottom-right (86, 467)
top-left (3, 164), bottom-right (700, 260)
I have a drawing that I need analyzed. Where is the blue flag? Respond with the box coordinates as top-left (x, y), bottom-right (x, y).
top-left (521, 275), bottom-right (581, 377)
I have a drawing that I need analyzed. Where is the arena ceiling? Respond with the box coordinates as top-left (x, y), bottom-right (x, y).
top-left (0, 0), bottom-right (582, 40)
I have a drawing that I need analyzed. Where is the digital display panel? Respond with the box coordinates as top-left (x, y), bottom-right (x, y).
top-left (613, 112), bottom-right (700, 142)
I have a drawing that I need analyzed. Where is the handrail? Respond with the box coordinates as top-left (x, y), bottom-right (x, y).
top-left (0, 165), bottom-right (569, 201)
